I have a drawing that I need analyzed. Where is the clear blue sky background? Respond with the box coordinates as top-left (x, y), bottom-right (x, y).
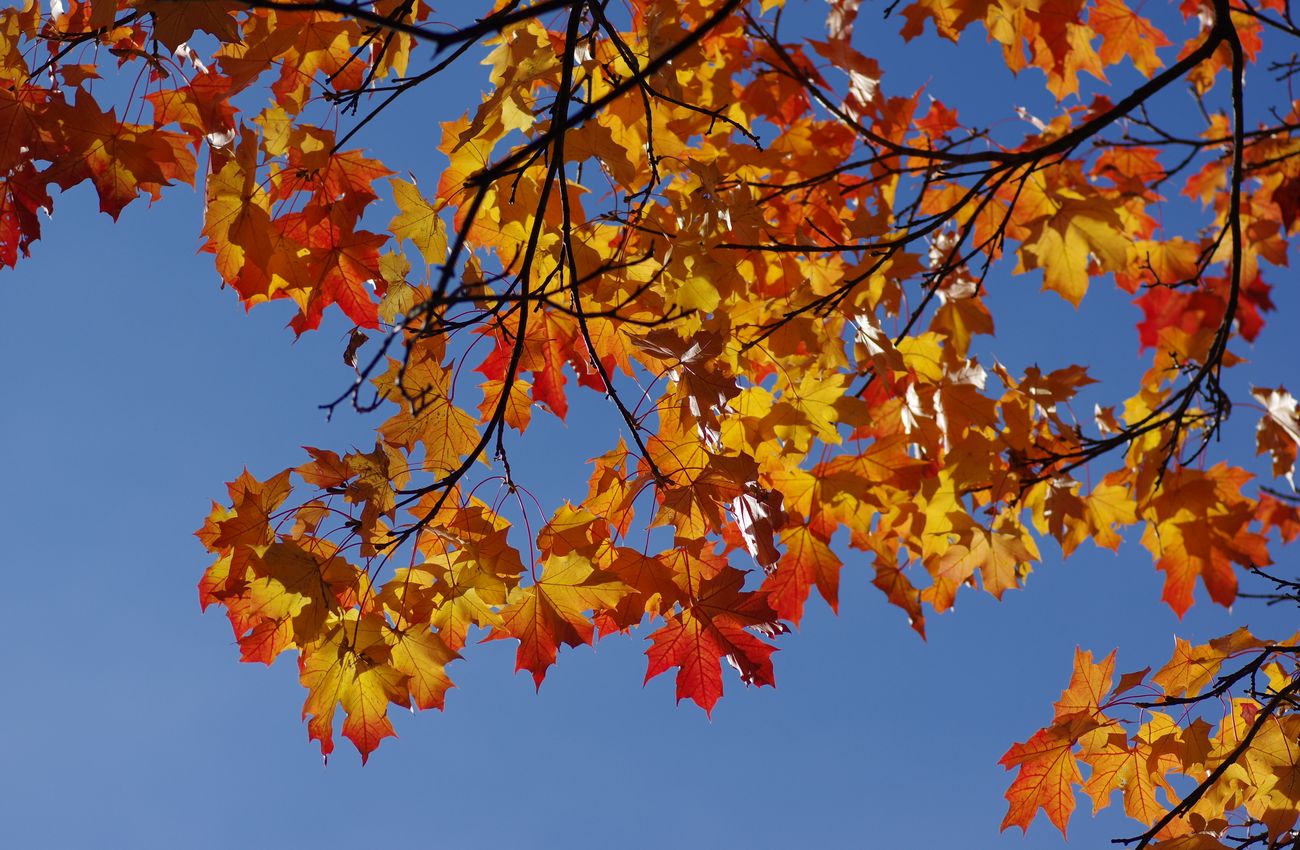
top-left (2, 1), bottom-right (1296, 847)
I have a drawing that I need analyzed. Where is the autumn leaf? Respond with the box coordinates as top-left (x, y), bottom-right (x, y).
top-left (1252, 387), bottom-right (1300, 484)
top-left (1000, 713), bottom-right (1098, 836)
top-left (281, 205), bottom-right (386, 333)
top-left (1079, 713), bottom-right (1179, 823)
top-left (762, 524), bottom-right (841, 624)
top-left (927, 517), bottom-right (1038, 609)
top-left (768, 372), bottom-right (847, 451)
top-left (425, 555), bottom-right (510, 653)
top-left (1089, 0), bottom-right (1170, 77)
top-left (201, 129), bottom-right (275, 301)
top-left (644, 565), bottom-right (786, 714)
top-left (596, 547), bottom-right (685, 632)
top-left (1002, 649), bottom-right (1120, 835)
top-left (146, 72), bottom-right (238, 148)
top-left (1151, 628), bottom-right (1265, 698)
top-left (300, 612), bottom-right (407, 763)
top-left (372, 339), bottom-right (481, 473)
top-left (389, 177), bottom-right (447, 267)
top-left (385, 625), bottom-right (458, 712)
top-left (1140, 466), bottom-right (1271, 616)
top-left (496, 553), bottom-right (630, 687)
top-left (197, 468), bottom-right (293, 552)
top-left (1042, 476), bottom-right (1137, 557)
top-left (583, 440), bottom-right (640, 538)
top-left (475, 336), bottom-right (534, 433)
top-left (632, 328), bottom-right (741, 440)
top-left (45, 91), bottom-right (195, 219)
top-left (139, 0), bottom-right (242, 50)
top-left (1019, 195), bottom-right (1130, 306)
top-left (1053, 648), bottom-right (1116, 720)
top-left (246, 540), bottom-right (360, 646)
top-left (523, 309), bottom-right (580, 420)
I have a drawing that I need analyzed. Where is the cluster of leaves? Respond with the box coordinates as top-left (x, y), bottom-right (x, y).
top-left (5, 0), bottom-right (1300, 843)
top-left (1005, 621), bottom-right (1300, 847)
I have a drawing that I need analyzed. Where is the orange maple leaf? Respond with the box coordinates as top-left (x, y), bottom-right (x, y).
top-left (1000, 714), bottom-right (1098, 836)
top-left (300, 613), bottom-right (407, 763)
top-left (762, 524), bottom-right (841, 624)
top-left (644, 565), bottom-right (786, 714)
top-left (496, 553), bottom-right (629, 687)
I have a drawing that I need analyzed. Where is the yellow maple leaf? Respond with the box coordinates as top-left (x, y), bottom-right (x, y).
top-left (1019, 196), bottom-right (1130, 306)
top-left (769, 372), bottom-right (847, 451)
top-left (300, 613), bottom-right (408, 763)
top-left (389, 177), bottom-right (447, 267)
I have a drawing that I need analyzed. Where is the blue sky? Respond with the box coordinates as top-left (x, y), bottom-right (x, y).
top-left (2, 1), bottom-right (1297, 847)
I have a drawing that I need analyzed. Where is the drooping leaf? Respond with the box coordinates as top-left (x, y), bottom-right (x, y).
top-left (496, 553), bottom-right (630, 687)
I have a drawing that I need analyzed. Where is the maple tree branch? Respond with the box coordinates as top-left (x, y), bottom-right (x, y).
top-left (720, 28), bottom-right (1229, 259)
top-left (328, 17), bottom-right (485, 152)
top-left (374, 0), bottom-right (743, 374)
top-left (1131, 645), bottom-right (1300, 710)
top-left (328, 0), bottom-right (747, 519)
top-left (916, 1), bottom-right (1251, 499)
top-left (472, 0), bottom-right (746, 185)
top-left (1115, 677), bottom-right (1300, 848)
top-left (210, 0), bottom-right (577, 49)
top-left (1239, 566), bottom-right (1300, 605)
top-left (387, 2), bottom-right (591, 547)
top-left (748, 3), bottom-right (1230, 173)
top-left (552, 8), bottom-right (665, 483)
top-left (1153, 0), bottom-right (1247, 480)
top-left (31, 10), bottom-right (142, 79)
top-left (1232, 0), bottom-right (1300, 37)
top-left (586, 1), bottom-right (663, 192)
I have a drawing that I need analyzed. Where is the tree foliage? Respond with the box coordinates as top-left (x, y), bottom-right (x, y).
top-left (4, 0), bottom-right (1300, 843)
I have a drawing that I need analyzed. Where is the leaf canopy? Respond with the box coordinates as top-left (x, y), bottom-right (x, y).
top-left (4, 0), bottom-right (1300, 843)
